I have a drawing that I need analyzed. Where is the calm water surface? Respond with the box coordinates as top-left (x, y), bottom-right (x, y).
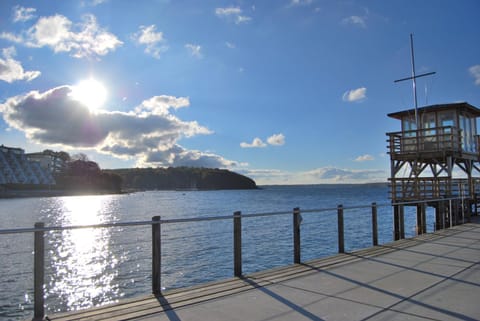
top-left (0, 185), bottom-right (435, 320)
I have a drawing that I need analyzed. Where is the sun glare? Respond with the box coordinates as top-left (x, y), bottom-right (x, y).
top-left (70, 78), bottom-right (108, 111)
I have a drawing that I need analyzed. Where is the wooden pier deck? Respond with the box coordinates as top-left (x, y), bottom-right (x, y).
top-left (46, 219), bottom-right (480, 321)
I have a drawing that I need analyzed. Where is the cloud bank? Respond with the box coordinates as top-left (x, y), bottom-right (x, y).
top-left (0, 86), bottom-right (237, 168)
top-left (243, 166), bottom-right (386, 185)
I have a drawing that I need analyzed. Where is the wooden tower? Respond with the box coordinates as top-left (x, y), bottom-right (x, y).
top-left (386, 102), bottom-right (480, 239)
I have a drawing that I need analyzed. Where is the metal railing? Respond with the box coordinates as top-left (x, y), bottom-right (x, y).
top-left (0, 197), bottom-right (469, 320)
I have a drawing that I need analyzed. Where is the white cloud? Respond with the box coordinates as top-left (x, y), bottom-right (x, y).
top-left (185, 43), bottom-right (202, 58)
top-left (215, 7), bottom-right (242, 16)
top-left (235, 16), bottom-right (252, 24)
top-left (82, 0), bottom-right (108, 6)
top-left (12, 6), bottom-right (36, 22)
top-left (469, 65), bottom-right (480, 86)
top-left (342, 87), bottom-right (367, 102)
top-left (342, 15), bottom-right (367, 28)
top-left (0, 47), bottom-right (41, 83)
top-left (289, 0), bottom-right (313, 7)
top-left (133, 25), bottom-right (168, 59)
top-left (225, 42), bottom-right (236, 49)
top-left (267, 133), bottom-right (285, 146)
top-left (241, 133), bottom-right (286, 148)
top-left (355, 154), bottom-right (374, 162)
top-left (240, 138), bottom-right (267, 148)
top-left (0, 32), bottom-right (24, 43)
top-left (1, 14), bottom-right (122, 58)
top-left (215, 6), bottom-right (252, 24)
top-left (0, 86), bottom-right (239, 168)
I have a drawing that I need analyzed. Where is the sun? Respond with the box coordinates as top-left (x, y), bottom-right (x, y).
top-left (70, 78), bottom-right (108, 111)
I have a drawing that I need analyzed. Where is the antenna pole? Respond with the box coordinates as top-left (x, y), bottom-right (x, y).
top-left (394, 34), bottom-right (436, 130)
top-left (410, 33), bottom-right (419, 128)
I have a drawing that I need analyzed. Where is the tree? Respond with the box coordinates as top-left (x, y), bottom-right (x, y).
top-left (71, 153), bottom-right (89, 162)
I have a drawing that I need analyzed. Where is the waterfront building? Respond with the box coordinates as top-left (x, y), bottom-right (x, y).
top-left (0, 145), bottom-right (56, 186)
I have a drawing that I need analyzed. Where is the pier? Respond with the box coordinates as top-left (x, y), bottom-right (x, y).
top-left (46, 215), bottom-right (480, 321)
top-left (0, 197), bottom-right (475, 321)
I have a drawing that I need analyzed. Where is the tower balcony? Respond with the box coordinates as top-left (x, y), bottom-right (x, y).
top-left (387, 126), bottom-right (480, 162)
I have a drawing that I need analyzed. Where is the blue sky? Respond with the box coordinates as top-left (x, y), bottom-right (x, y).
top-left (0, 0), bottom-right (479, 185)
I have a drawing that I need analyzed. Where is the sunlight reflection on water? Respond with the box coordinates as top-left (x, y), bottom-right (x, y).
top-left (46, 196), bottom-right (120, 312)
top-left (2, 185), bottom-right (412, 319)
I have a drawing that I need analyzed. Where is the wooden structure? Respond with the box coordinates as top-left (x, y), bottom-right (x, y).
top-left (387, 102), bottom-right (480, 239)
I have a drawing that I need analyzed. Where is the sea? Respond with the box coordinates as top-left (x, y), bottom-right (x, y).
top-left (0, 184), bottom-right (436, 320)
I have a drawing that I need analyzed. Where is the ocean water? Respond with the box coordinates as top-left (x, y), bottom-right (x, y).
top-left (0, 184), bottom-right (436, 320)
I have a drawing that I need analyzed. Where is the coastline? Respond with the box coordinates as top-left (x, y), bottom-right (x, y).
top-left (0, 182), bottom-right (388, 199)
top-left (0, 188), bottom-right (124, 199)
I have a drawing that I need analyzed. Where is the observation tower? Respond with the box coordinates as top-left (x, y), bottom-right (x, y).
top-left (386, 102), bottom-right (480, 239)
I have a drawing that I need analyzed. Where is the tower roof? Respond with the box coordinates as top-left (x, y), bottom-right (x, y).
top-left (387, 102), bottom-right (480, 120)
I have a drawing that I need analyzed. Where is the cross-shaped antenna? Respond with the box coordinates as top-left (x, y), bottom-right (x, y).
top-left (394, 33), bottom-right (436, 129)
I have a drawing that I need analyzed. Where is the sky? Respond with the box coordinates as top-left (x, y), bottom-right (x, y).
top-left (0, 0), bottom-right (479, 185)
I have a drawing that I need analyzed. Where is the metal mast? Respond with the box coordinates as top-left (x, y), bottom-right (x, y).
top-left (394, 33), bottom-right (436, 129)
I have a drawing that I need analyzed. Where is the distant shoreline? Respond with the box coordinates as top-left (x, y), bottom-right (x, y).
top-left (0, 188), bottom-right (123, 199)
top-left (0, 182), bottom-right (388, 199)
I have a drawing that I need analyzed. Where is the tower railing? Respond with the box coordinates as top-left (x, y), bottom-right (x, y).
top-left (389, 177), bottom-right (480, 201)
top-left (387, 126), bottom-right (465, 157)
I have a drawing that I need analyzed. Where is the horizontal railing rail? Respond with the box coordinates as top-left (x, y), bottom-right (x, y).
top-left (0, 197), bottom-right (469, 320)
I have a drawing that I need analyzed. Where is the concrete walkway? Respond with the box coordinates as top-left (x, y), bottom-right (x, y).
top-left (50, 221), bottom-right (480, 321)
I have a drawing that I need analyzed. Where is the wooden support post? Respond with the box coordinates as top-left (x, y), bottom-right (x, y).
top-left (293, 207), bottom-right (301, 264)
top-left (393, 205), bottom-right (400, 241)
top-left (371, 203), bottom-right (378, 246)
top-left (337, 205), bottom-right (344, 253)
top-left (152, 216), bottom-right (161, 295)
top-left (452, 200), bottom-right (458, 226)
top-left (399, 205), bottom-right (405, 239)
top-left (435, 202), bottom-right (443, 231)
top-left (466, 199), bottom-right (472, 223)
top-left (416, 204), bottom-right (423, 235)
top-left (448, 199), bottom-right (453, 228)
top-left (33, 222), bottom-right (45, 321)
top-left (233, 211), bottom-right (242, 277)
top-left (475, 194), bottom-right (478, 216)
top-left (416, 204), bottom-right (426, 235)
top-left (421, 204), bottom-right (427, 234)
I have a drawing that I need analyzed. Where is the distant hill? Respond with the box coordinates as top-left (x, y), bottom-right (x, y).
top-left (105, 167), bottom-right (257, 191)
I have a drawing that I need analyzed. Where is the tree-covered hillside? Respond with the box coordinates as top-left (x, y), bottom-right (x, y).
top-left (105, 167), bottom-right (257, 191)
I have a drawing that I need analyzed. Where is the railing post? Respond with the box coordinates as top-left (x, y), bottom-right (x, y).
top-left (371, 203), bottom-right (378, 246)
top-left (152, 216), bottom-right (161, 295)
top-left (33, 222), bottom-right (45, 321)
top-left (337, 205), bottom-right (344, 253)
top-left (233, 211), bottom-right (242, 277)
top-left (293, 207), bottom-right (301, 264)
